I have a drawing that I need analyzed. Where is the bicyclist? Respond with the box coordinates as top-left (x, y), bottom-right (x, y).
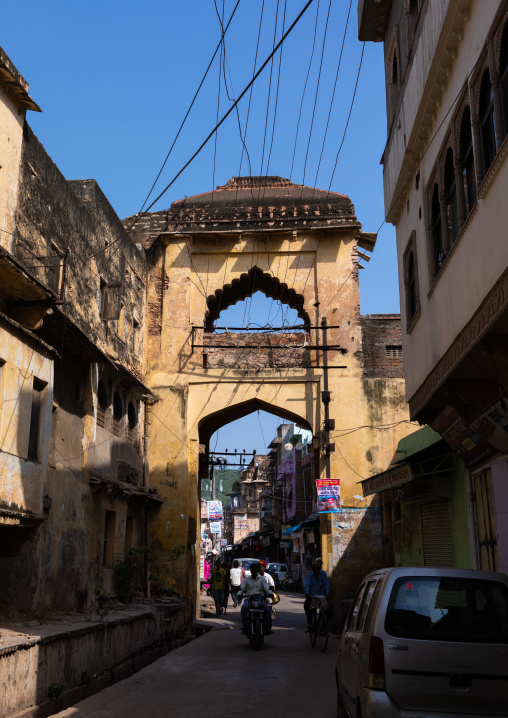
top-left (304, 559), bottom-right (330, 632)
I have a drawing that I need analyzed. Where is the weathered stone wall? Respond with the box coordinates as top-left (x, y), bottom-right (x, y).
top-left (0, 604), bottom-right (186, 718)
top-left (13, 125), bottom-right (147, 378)
top-left (360, 314), bottom-right (404, 378)
top-left (0, 344), bottom-right (153, 616)
top-left (203, 332), bottom-right (311, 369)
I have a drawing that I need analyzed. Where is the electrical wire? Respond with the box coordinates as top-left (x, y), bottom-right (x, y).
top-left (300, 0), bottom-right (332, 188)
top-left (139, 0), bottom-right (242, 213)
top-left (312, 0), bottom-right (353, 189)
top-left (328, 42), bottom-right (365, 190)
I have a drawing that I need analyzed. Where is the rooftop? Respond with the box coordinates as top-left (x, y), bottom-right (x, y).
top-left (123, 176), bottom-right (361, 247)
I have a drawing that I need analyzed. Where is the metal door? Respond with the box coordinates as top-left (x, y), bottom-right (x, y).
top-left (420, 500), bottom-right (454, 567)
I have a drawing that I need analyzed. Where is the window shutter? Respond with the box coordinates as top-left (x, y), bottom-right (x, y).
top-left (101, 284), bottom-right (122, 320)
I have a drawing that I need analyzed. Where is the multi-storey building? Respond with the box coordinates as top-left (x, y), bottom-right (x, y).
top-left (359, 0), bottom-right (508, 572)
top-left (0, 45), bottom-right (159, 618)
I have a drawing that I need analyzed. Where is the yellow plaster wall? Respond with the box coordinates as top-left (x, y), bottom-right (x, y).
top-left (146, 228), bottom-right (413, 611)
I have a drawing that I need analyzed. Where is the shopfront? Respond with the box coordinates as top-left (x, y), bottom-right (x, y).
top-left (361, 427), bottom-right (472, 569)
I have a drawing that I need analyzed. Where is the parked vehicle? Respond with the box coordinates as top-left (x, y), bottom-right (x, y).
top-left (244, 593), bottom-right (268, 650)
top-left (266, 563), bottom-right (288, 588)
top-left (281, 571), bottom-right (294, 590)
top-left (336, 567), bottom-right (508, 718)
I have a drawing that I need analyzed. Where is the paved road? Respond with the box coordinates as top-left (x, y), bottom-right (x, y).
top-left (55, 592), bottom-right (340, 718)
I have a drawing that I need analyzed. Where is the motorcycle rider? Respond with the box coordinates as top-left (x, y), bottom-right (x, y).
top-left (258, 560), bottom-right (275, 590)
top-left (304, 559), bottom-right (330, 632)
top-left (238, 562), bottom-right (273, 635)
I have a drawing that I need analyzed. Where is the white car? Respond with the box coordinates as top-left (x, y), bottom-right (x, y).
top-left (266, 562), bottom-right (289, 585)
top-left (336, 566), bottom-right (508, 718)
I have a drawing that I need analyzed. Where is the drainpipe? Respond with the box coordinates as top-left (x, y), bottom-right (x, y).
top-left (141, 395), bottom-right (158, 598)
top-left (465, 466), bottom-right (479, 569)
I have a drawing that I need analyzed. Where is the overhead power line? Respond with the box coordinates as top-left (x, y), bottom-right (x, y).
top-left (141, 0), bottom-right (317, 216)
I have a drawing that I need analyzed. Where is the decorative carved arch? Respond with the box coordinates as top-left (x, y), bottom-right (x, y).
top-left (204, 266), bottom-right (310, 332)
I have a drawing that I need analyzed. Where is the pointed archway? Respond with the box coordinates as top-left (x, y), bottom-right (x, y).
top-left (198, 397), bottom-right (312, 447)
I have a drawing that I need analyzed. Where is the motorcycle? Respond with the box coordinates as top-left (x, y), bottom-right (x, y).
top-left (280, 571), bottom-right (293, 590)
top-left (243, 593), bottom-right (267, 650)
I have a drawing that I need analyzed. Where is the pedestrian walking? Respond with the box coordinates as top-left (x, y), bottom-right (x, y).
top-left (229, 560), bottom-right (245, 608)
top-left (210, 559), bottom-right (227, 617)
top-left (222, 562), bottom-right (231, 614)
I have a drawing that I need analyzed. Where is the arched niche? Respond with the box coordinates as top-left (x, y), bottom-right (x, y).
top-left (204, 266), bottom-right (310, 332)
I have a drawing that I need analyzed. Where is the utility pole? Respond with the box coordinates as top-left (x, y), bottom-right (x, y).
top-left (321, 316), bottom-right (331, 481)
top-left (211, 456), bottom-right (216, 500)
top-left (210, 456), bottom-right (216, 556)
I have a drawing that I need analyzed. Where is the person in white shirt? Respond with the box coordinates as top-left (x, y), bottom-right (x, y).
top-left (258, 560), bottom-right (275, 601)
top-left (239, 562), bottom-right (273, 634)
top-left (229, 560), bottom-right (245, 608)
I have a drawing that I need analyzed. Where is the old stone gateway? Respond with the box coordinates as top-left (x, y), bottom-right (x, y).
top-left (126, 176), bottom-right (411, 619)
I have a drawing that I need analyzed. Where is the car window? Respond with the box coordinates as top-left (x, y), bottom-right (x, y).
top-left (281, 565), bottom-right (287, 571)
top-left (347, 583), bottom-right (366, 632)
top-left (385, 576), bottom-right (508, 643)
top-left (356, 580), bottom-right (378, 633)
top-left (363, 579), bottom-right (383, 634)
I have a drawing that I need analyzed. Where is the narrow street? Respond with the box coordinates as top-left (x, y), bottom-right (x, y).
top-left (54, 593), bottom-right (339, 718)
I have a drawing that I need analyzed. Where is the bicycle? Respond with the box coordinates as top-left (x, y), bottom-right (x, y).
top-left (308, 595), bottom-right (329, 653)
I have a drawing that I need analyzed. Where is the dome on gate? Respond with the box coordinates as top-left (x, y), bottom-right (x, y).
top-left (165, 176), bottom-right (357, 234)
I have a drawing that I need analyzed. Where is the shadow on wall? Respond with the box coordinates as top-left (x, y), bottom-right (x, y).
top-left (328, 500), bottom-right (385, 631)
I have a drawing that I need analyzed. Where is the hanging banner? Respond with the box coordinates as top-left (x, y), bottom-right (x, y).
top-left (316, 478), bottom-right (342, 513)
top-left (207, 500), bottom-right (223, 521)
top-left (210, 521), bottom-right (222, 534)
top-left (469, 395), bottom-right (508, 452)
top-left (431, 405), bottom-right (495, 467)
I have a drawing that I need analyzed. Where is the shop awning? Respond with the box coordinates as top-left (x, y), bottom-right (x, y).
top-left (360, 461), bottom-right (413, 496)
top-left (281, 518), bottom-right (319, 536)
top-left (360, 437), bottom-right (454, 497)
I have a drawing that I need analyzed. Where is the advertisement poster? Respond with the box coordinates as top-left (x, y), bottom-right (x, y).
top-left (210, 521), bottom-right (222, 534)
top-left (469, 395), bottom-right (508, 452)
top-left (316, 478), bottom-right (341, 513)
top-left (220, 539), bottom-right (227, 547)
top-left (431, 405), bottom-right (495, 467)
top-left (207, 501), bottom-right (223, 521)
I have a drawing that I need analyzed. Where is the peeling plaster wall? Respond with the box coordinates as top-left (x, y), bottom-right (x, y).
top-left (13, 126), bottom-right (147, 377)
top-left (0, 120), bottom-right (153, 617)
top-left (0, 350), bottom-right (149, 616)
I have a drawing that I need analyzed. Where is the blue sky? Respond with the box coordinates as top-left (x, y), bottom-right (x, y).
top-left (2, 0), bottom-right (396, 456)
